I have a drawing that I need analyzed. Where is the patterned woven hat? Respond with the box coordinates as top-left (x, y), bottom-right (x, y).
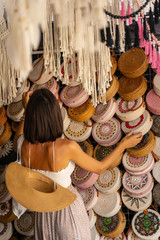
top-left (0, 122), bottom-right (12, 147)
top-left (64, 119), bottom-right (92, 142)
top-left (0, 106), bottom-right (7, 128)
top-left (131, 209), bottom-right (160, 240)
top-left (122, 172), bottom-right (154, 198)
top-left (13, 80), bottom-right (30, 103)
top-left (76, 185), bottom-right (98, 211)
top-left (94, 167), bottom-right (122, 194)
top-left (94, 144), bottom-right (122, 169)
top-left (152, 161), bottom-right (160, 183)
top-left (14, 211), bottom-right (34, 237)
top-left (60, 106), bottom-right (71, 131)
top-left (78, 141), bottom-right (93, 156)
top-left (0, 182), bottom-right (12, 203)
top-left (92, 118), bottom-right (122, 147)
top-left (0, 200), bottom-right (16, 223)
top-left (0, 138), bottom-right (17, 165)
top-left (93, 191), bottom-right (121, 217)
top-left (5, 162), bottom-right (77, 212)
top-left (118, 75), bottom-right (147, 101)
top-left (96, 210), bottom-right (126, 238)
top-left (153, 183), bottom-right (160, 206)
top-left (118, 48), bottom-right (148, 78)
top-left (92, 98), bottom-right (117, 123)
top-left (88, 209), bottom-right (97, 230)
top-left (121, 188), bottom-right (152, 212)
top-left (146, 89), bottom-right (160, 115)
top-left (0, 222), bottom-right (13, 240)
top-left (126, 131), bottom-right (156, 157)
top-left (105, 75), bottom-right (119, 102)
top-left (116, 97), bottom-right (145, 122)
top-left (153, 74), bottom-right (160, 97)
top-left (7, 100), bottom-right (24, 122)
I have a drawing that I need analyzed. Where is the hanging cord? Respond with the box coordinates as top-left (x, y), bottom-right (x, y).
top-left (53, 142), bottom-right (56, 190)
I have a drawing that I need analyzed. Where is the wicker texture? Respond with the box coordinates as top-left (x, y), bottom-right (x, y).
top-left (0, 122), bottom-right (12, 146)
top-left (118, 48), bottom-right (148, 78)
top-left (0, 106), bottom-right (7, 128)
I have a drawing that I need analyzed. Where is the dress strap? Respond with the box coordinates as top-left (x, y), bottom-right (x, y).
top-left (53, 142), bottom-right (56, 189)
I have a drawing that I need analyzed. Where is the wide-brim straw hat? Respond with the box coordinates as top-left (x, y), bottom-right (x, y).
top-left (5, 162), bottom-right (77, 212)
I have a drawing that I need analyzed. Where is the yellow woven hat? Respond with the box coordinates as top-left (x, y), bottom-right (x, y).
top-left (5, 162), bottom-right (77, 212)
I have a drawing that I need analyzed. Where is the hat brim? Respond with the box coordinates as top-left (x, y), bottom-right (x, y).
top-left (5, 162), bottom-right (77, 212)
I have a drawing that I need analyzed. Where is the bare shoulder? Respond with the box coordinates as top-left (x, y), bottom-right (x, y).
top-left (54, 138), bottom-right (78, 152)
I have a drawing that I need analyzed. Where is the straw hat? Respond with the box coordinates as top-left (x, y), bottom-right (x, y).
top-left (5, 162), bottom-right (77, 212)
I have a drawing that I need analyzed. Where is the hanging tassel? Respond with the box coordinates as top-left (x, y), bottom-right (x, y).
top-left (143, 16), bottom-right (148, 40)
top-left (152, 41), bottom-right (158, 69)
top-left (154, 0), bottom-right (159, 24)
top-left (145, 40), bottom-right (149, 55)
top-left (139, 25), bottom-right (145, 48)
top-left (100, 29), bottom-right (105, 43)
top-left (149, 7), bottom-right (155, 33)
top-left (125, 19), bottom-right (131, 50)
top-left (115, 20), bottom-right (120, 51)
top-left (128, 2), bottom-right (132, 25)
top-left (157, 47), bottom-right (160, 74)
top-left (120, 0), bottom-right (126, 22)
top-left (134, 19), bottom-right (139, 47)
top-left (106, 22), bottom-right (112, 47)
top-left (148, 35), bottom-right (153, 63)
top-left (137, 15), bottom-right (142, 39)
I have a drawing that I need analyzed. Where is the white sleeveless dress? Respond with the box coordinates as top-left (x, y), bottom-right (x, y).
top-left (13, 135), bottom-right (91, 240)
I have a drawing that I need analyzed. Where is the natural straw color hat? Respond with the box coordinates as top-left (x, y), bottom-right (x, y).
top-left (5, 162), bottom-right (77, 212)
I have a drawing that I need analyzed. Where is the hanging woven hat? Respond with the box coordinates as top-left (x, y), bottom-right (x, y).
top-left (11, 121), bottom-right (20, 132)
top-left (14, 211), bottom-right (34, 237)
top-left (5, 162), bottom-right (77, 212)
top-left (110, 50), bottom-right (117, 76)
top-left (96, 210), bottom-right (126, 238)
top-left (0, 222), bottom-right (13, 240)
top-left (0, 122), bottom-right (12, 146)
top-left (68, 98), bottom-right (95, 122)
top-left (146, 89), bottom-right (160, 115)
top-left (0, 182), bottom-right (12, 203)
top-left (0, 106), bottom-right (7, 128)
top-left (0, 138), bottom-right (17, 165)
top-left (118, 75), bottom-right (147, 101)
top-left (91, 98), bottom-right (117, 123)
top-left (60, 84), bottom-right (89, 108)
top-left (105, 76), bottom-right (119, 102)
top-left (153, 183), bottom-right (160, 206)
top-left (94, 167), bottom-right (122, 194)
top-left (91, 225), bottom-right (102, 240)
top-left (64, 119), bottom-right (92, 142)
top-left (13, 80), bottom-right (30, 103)
top-left (60, 106), bottom-right (71, 131)
top-left (0, 200), bottom-right (16, 223)
top-left (28, 56), bottom-right (54, 85)
top-left (93, 144), bottom-right (122, 169)
top-left (152, 136), bottom-right (160, 159)
top-left (126, 131), bottom-right (156, 157)
top-left (116, 97), bottom-right (146, 122)
top-left (121, 110), bottom-right (153, 136)
top-left (151, 115), bottom-right (160, 137)
top-left (30, 77), bottom-right (59, 98)
top-left (153, 74), bottom-right (160, 97)
top-left (118, 48), bottom-right (148, 78)
top-left (93, 191), bottom-right (121, 217)
top-left (7, 100), bottom-right (24, 122)
top-left (122, 172), bottom-right (154, 198)
top-left (78, 140), bottom-right (93, 156)
top-left (152, 161), bottom-right (160, 183)
top-left (76, 185), bottom-right (98, 211)
top-left (121, 188), bottom-right (152, 212)
top-left (71, 165), bottom-right (98, 188)
top-left (122, 152), bottom-right (154, 176)
top-left (131, 209), bottom-right (160, 240)
top-left (127, 228), bottom-right (145, 240)
top-left (92, 118), bottom-right (122, 147)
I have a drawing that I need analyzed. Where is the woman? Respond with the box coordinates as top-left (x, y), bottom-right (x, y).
top-left (13, 89), bottom-right (142, 240)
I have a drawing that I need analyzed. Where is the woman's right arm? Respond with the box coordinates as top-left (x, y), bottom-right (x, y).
top-left (69, 132), bottom-right (143, 174)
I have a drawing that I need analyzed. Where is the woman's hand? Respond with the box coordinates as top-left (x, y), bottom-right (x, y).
top-left (22, 91), bottom-right (32, 111)
top-left (119, 131), bottom-right (143, 150)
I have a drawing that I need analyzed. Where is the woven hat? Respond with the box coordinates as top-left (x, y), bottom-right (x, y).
top-left (151, 115), bottom-right (160, 137)
top-left (110, 51), bottom-right (117, 76)
top-left (105, 75), bottom-right (119, 102)
top-left (153, 183), bottom-right (160, 206)
top-left (118, 75), bottom-right (147, 101)
top-left (78, 140), bottom-right (93, 156)
top-left (0, 222), bottom-right (13, 240)
top-left (0, 122), bottom-right (12, 146)
top-left (118, 48), bottom-right (148, 78)
top-left (14, 211), bottom-right (34, 237)
top-left (153, 74), bottom-right (160, 97)
top-left (146, 89), bottom-right (160, 115)
top-left (152, 161), bottom-right (160, 183)
top-left (0, 106), bottom-right (7, 128)
top-left (0, 200), bottom-right (16, 223)
top-left (5, 162), bottom-right (77, 212)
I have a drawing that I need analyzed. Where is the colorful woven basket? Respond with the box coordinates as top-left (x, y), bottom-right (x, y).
top-left (118, 48), bottom-right (148, 78)
top-left (0, 200), bottom-right (16, 223)
top-left (7, 100), bottom-right (24, 122)
top-left (151, 115), bottom-right (160, 137)
top-left (0, 222), bottom-right (13, 240)
top-left (110, 51), bottom-right (117, 76)
top-left (96, 210), bottom-right (126, 238)
top-left (93, 144), bottom-right (122, 169)
top-left (68, 98), bottom-right (95, 122)
top-left (0, 107), bottom-right (7, 128)
top-left (106, 75), bottom-right (119, 102)
top-left (126, 131), bottom-right (156, 157)
top-left (78, 141), bottom-right (93, 156)
top-left (118, 75), bottom-right (147, 101)
top-left (153, 74), bottom-right (160, 97)
top-left (146, 89), bottom-right (160, 115)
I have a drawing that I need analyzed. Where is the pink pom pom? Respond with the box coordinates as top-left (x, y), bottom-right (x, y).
top-left (120, 1), bottom-right (126, 22)
top-left (128, 3), bottom-right (132, 25)
top-left (145, 40), bottom-right (149, 55)
top-left (157, 52), bottom-right (160, 74)
top-left (152, 46), bottom-right (157, 69)
top-left (148, 40), bottom-right (152, 63)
